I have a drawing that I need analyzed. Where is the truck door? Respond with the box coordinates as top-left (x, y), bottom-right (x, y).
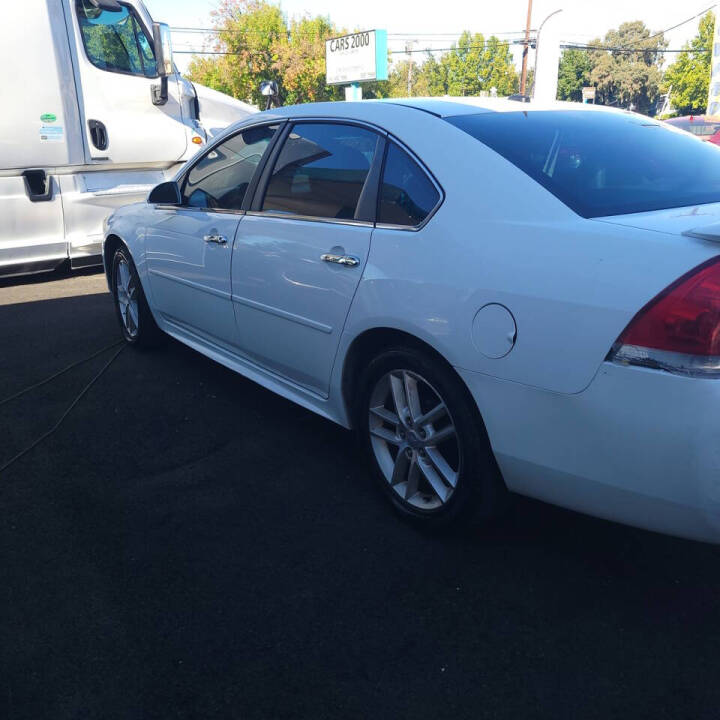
top-left (68, 0), bottom-right (187, 164)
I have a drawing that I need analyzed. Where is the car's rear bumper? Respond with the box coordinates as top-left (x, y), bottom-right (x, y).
top-left (457, 362), bottom-right (720, 544)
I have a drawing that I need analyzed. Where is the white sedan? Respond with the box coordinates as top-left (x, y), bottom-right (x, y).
top-left (104, 98), bottom-right (720, 543)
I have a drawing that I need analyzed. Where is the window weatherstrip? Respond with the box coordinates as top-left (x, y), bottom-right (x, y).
top-left (375, 135), bottom-right (445, 231)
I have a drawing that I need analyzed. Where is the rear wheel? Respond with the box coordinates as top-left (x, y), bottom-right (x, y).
top-left (357, 346), bottom-right (506, 529)
top-left (111, 247), bottom-right (163, 348)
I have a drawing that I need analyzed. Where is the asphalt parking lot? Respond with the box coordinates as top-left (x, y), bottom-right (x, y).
top-left (2, 269), bottom-right (720, 720)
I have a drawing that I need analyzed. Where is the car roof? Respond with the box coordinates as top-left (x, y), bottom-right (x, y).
top-left (259, 96), bottom-right (628, 121)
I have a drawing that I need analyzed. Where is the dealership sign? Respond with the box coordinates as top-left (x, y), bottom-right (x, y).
top-left (325, 30), bottom-right (388, 85)
top-left (709, 16), bottom-right (720, 115)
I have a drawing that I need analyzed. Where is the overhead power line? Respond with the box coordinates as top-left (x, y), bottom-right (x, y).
top-left (173, 42), bottom-right (518, 57)
top-left (170, 26), bottom-right (528, 37)
top-left (620, 4), bottom-right (716, 49)
top-left (561, 43), bottom-right (708, 53)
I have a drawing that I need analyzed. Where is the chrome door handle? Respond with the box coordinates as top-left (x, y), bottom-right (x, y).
top-left (203, 234), bottom-right (227, 244)
top-left (321, 253), bottom-right (360, 267)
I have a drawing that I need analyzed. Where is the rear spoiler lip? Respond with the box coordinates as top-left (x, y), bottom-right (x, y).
top-left (682, 222), bottom-right (720, 242)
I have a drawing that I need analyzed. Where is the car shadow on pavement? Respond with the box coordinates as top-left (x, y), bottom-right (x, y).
top-left (2, 289), bottom-right (720, 720)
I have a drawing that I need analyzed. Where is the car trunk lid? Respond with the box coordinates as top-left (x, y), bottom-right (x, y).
top-left (593, 202), bottom-right (720, 241)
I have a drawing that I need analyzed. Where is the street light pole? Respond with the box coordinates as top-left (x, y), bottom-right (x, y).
top-left (520, 0), bottom-right (533, 95)
top-left (532, 8), bottom-right (563, 98)
top-left (406, 40), bottom-right (416, 96)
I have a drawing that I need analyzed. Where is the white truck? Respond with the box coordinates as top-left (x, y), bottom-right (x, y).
top-left (0, 0), bottom-right (255, 278)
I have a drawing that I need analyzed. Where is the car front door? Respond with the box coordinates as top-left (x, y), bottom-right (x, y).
top-left (231, 121), bottom-right (384, 396)
top-left (145, 123), bottom-right (281, 350)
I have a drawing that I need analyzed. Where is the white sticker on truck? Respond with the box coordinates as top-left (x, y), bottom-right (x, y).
top-left (39, 125), bottom-right (64, 142)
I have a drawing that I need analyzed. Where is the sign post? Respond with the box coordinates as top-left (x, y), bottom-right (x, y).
top-left (581, 87), bottom-right (596, 104)
top-left (326, 30), bottom-right (388, 100)
top-left (708, 12), bottom-right (720, 116)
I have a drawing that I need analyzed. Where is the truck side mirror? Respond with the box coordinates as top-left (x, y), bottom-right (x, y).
top-left (88, 0), bottom-right (123, 9)
top-left (259, 80), bottom-right (279, 110)
top-left (151, 22), bottom-right (173, 106)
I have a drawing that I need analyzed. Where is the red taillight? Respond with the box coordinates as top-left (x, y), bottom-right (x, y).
top-left (610, 257), bottom-right (720, 376)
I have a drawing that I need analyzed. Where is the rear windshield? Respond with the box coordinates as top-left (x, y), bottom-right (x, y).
top-left (446, 110), bottom-right (720, 218)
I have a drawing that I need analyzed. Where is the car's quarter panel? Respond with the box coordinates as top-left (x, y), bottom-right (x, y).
top-left (231, 215), bottom-right (372, 395)
top-left (333, 110), bottom-right (720, 395)
top-left (457, 361), bottom-right (720, 544)
top-left (144, 209), bottom-right (242, 350)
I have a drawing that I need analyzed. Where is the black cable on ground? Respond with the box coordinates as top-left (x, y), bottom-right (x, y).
top-left (0, 340), bottom-right (123, 408)
top-left (0, 345), bottom-right (125, 475)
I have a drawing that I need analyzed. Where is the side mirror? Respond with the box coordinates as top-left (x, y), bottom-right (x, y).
top-left (148, 181), bottom-right (181, 205)
top-left (151, 22), bottom-right (173, 106)
top-left (88, 0), bottom-right (123, 9)
top-left (259, 80), bottom-right (279, 110)
top-left (153, 22), bottom-right (173, 77)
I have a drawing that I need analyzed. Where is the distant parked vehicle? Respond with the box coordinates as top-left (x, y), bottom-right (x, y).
top-left (105, 98), bottom-right (720, 543)
top-left (664, 115), bottom-right (720, 145)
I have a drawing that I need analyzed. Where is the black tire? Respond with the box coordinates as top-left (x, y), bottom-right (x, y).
top-left (110, 246), bottom-right (163, 348)
top-left (356, 345), bottom-right (507, 530)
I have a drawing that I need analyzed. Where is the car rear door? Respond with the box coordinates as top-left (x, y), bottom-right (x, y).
top-left (231, 121), bottom-right (384, 396)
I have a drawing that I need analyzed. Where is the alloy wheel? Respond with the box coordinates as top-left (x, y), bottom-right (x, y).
top-left (368, 369), bottom-right (460, 510)
top-left (115, 257), bottom-right (139, 339)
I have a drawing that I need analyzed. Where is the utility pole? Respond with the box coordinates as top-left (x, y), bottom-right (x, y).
top-left (520, 0), bottom-right (533, 96)
top-left (406, 40), bottom-right (416, 96)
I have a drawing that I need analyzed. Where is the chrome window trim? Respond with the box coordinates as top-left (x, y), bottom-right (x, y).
top-left (269, 116), bottom-right (390, 137)
top-left (153, 205), bottom-right (246, 217)
top-left (163, 115), bottom-right (445, 230)
top-left (244, 210), bottom-right (374, 228)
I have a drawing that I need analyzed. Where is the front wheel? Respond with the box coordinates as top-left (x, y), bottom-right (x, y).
top-left (357, 347), bottom-right (506, 529)
top-left (111, 247), bottom-right (163, 348)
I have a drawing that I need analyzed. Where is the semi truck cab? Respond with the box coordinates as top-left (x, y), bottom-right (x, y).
top-left (0, 0), bottom-right (255, 277)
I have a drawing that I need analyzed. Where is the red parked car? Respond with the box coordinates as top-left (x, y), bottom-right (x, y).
top-left (665, 115), bottom-right (720, 144)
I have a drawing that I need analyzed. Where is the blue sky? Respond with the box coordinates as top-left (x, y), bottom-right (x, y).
top-left (143, 0), bottom-right (716, 72)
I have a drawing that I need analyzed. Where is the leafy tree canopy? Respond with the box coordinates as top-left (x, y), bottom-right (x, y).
top-left (663, 11), bottom-right (715, 116)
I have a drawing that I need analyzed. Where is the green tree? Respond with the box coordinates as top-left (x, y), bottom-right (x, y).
top-left (387, 59), bottom-right (420, 97)
top-left (442, 31), bottom-right (486, 96)
top-left (273, 15), bottom-right (340, 104)
top-left (186, 0), bottom-right (288, 106)
top-left (414, 53), bottom-right (447, 96)
top-left (590, 21), bottom-right (667, 114)
top-left (480, 36), bottom-right (518, 95)
top-left (663, 11), bottom-right (715, 115)
top-left (556, 48), bottom-right (594, 101)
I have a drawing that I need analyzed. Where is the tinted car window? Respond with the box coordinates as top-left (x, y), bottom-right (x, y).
top-left (447, 111), bottom-right (720, 218)
top-left (378, 143), bottom-right (440, 226)
top-left (183, 125), bottom-right (278, 210)
top-left (262, 123), bottom-right (378, 220)
top-left (696, 122), bottom-right (720, 137)
top-left (76, 0), bottom-right (156, 77)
